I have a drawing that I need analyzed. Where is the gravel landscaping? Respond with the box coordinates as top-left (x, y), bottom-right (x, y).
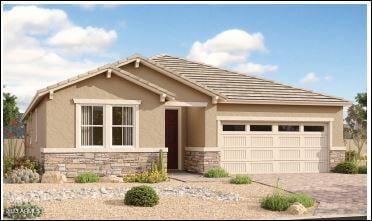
top-left (3, 179), bottom-right (317, 219)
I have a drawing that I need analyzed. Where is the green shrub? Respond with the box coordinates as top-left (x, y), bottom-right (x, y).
top-left (358, 165), bottom-right (367, 174)
top-left (333, 161), bottom-right (358, 174)
top-left (230, 175), bottom-right (252, 184)
top-left (286, 193), bottom-right (314, 208)
top-left (124, 185), bottom-right (159, 207)
top-left (203, 167), bottom-right (229, 178)
top-left (261, 193), bottom-right (314, 211)
top-left (124, 171), bottom-right (167, 183)
top-left (261, 193), bottom-right (291, 211)
top-left (74, 172), bottom-right (100, 183)
top-left (345, 150), bottom-right (357, 162)
top-left (158, 149), bottom-right (165, 174)
top-left (9, 168), bottom-right (40, 183)
top-left (4, 202), bottom-right (43, 219)
top-left (3, 157), bottom-right (15, 177)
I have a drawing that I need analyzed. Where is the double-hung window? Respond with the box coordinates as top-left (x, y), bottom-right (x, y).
top-left (112, 106), bottom-right (134, 146)
top-left (75, 99), bottom-right (139, 148)
top-left (81, 106), bottom-right (104, 146)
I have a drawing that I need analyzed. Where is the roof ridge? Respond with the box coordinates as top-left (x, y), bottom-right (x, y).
top-left (154, 55), bottom-right (348, 102)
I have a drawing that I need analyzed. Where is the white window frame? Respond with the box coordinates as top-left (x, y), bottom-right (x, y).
top-left (75, 99), bottom-right (140, 148)
top-left (79, 105), bottom-right (105, 148)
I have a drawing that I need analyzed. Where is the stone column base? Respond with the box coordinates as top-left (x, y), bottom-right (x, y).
top-left (184, 147), bottom-right (221, 173)
top-left (329, 150), bottom-right (345, 169)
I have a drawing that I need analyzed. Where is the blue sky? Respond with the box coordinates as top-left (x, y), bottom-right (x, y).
top-left (3, 4), bottom-right (367, 111)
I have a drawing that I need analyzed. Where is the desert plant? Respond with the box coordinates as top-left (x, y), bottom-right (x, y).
top-left (230, 175), bottom-right (252, 184)
top-left (14, 156), bottom-right (41, 173)
top-left (124, 170), bottom-right (167, 183)
top-left (158, 149), bottom-right (165, 174)
top-left (286, 193), bottom-right (314, 208)
top-left (345, 150), bottom-right (357, 162)
top-left (203, 167), bottom-right (229, 178)
top-left (74, 172), bottom-right (100, 183)
top-left (9, 168), bottom-right (40, 183)
top-left (333, 161), bottom-right (358, 174)
top-left (261, 192), bottom-right (290, 211)
top-left (4, 202), bottom-right (43, 219)
top-left (124, 185), bottom-right (159, 207)
top-left (358, 165), bottom-right (367, 174)
top-left (4, 157), bottom-right (15, 178)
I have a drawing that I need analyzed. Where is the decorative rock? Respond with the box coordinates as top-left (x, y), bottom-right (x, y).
top-left (41, 171), bottom-right (67, 184)
top-left (100, 175), bottom-right (123, 183)
top-left (3, 199), bottom-right (11, 209)
top-left (287, 202), bottom-right (307, 215)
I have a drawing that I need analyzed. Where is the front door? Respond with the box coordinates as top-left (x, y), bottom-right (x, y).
top-left (165, 109), bottom-right (178, 169)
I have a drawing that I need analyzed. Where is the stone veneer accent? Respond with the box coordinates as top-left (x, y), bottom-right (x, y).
top-left (184, 149), bottom-right (220, 173)
top-left (42, 151), bottom-right (167, 178)
top-left (329, 150), bottom-right (345, 169)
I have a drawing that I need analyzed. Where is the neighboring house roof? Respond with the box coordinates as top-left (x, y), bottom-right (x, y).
top-left (22, 53), bottom-right (351, 121)
top-left (150, 54), bottom-right (351, 106)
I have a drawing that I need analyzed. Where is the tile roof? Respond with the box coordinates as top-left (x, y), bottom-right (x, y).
top-left (150, 54), bottom-right (350, 105)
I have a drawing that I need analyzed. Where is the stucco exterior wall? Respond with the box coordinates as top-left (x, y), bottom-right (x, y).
top-left (45, 74), bottom-right (164, 149)
top-left (25, 98), bottom-right (47, 161)
top-left (186, 107), bottom-right (205, 147)
top-left (121, 65), bottom-right (211, 102)
top-left (214, 104), bottom-right (344, 147)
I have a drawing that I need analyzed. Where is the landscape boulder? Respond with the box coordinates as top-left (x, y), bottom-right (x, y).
top-left (41, 171), bottom-right (67, 184)
top-left (100, 175), bottom-right (123, 183)
top-left (287, 202), bottom-right (307, 215)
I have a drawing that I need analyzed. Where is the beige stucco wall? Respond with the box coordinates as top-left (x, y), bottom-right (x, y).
top-left (214, 104), bottom-right (344, 147)
top-left (186, 107), bottom-right (205, 147)
top-left (45, 74), bottom-right (164, 148)
top-left (121, 65), bottom-right (211, 102)
top-left (24, 98), bottom-right (47, 161)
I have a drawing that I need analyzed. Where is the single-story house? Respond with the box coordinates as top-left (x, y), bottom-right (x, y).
top-left (22, 54), bottom-right (351, 177)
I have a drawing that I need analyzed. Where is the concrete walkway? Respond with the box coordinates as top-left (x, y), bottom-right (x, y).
top-left (251, 173), bottom-right (367, 216)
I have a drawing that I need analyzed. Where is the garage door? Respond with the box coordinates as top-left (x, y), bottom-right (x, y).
top-left (219, 122), bottom-right (329, 174)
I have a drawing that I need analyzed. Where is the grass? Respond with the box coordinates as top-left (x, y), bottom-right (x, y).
top-left (230, 175), bottom-right (252, 184)
top-left (261, 193), bottom-right (314, 211)
top-left (203, 167), bottom-right (229, 178)
top-left (74, 172), bottom-right (100, 183)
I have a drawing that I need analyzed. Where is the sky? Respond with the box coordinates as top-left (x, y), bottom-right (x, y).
top-left (2, 3), bottom-right (367, 112)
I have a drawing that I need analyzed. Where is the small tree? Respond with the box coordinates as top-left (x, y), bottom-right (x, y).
top-left (345, 92), bottom-right (367, 162)
top-left (3, 92), bottom-right (20, 128)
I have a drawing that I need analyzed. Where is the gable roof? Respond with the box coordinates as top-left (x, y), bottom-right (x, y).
top-left (150, 54), bottom-right (351, 106)
top-left (21, 64), bottom-right (175, 121)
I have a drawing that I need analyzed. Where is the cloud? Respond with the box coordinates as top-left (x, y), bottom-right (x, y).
top-left (187, 29), bottom-right (266, 67)
top-left (3, 5), bottom-right (116, 111)
top-left (79, 4), bottom-right (96, 11)
top-left (187, 29), bottom-right (277, 75)
top-left (300, 72), bottom-right (319, 84)
top-left (233, 62), bottom-right (278, 75)
top-left (48, 26), bottom-right (117, 54)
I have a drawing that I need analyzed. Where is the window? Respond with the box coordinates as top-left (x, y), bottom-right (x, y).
top-left (223, 125), bottom-right (245, 131)
top-left (279, 125), bottom-right (299, 132)
top-left (250, 125), bottom-right (272, 131)
top-left (81, 106), bottom-right (103, 146)
top-left (304, 125), bottom-right (324, 132)
top-left (112, 106), bottom-right (134, 146)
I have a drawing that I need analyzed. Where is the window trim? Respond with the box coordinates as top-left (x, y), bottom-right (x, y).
top-left (75, 99), bottom-right (140, 148)
top-left (80, 105), bottom-right (105, 148)
top-left (111, 105), bottom-right (136, 148)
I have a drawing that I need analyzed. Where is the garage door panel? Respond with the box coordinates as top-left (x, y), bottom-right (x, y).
top-left (222, 149), bottom-right (247, 161)
top-left (220, 122), bottom-right (329, 174)
top-left (304, 149), bottom-right (328, 161)
top-left (278, 162), bottom-right (301, 173)
top-left (278, 136), bottom-right (301, 147)
top-left (251, 136), bottom-right (273, 147)
top-left (304, 136), bottom-right (327, 147)
top-left (279, 149), bottom-right (301, 160)
top-left (251, 150), bottom-right (273, 161)
top-left (223, 135), bottom-right (247, 147)
top-left (251, 163), bottom-right (273, 173)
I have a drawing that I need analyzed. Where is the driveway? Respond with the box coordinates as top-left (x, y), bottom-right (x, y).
top-left (251, 173), bottom-right (367, 216)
